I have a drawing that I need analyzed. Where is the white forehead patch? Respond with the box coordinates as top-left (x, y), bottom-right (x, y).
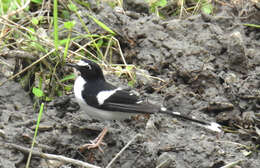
top-left (77, 60), bottom-right (89, 66)
top-left (77, 60), bottom-right (92, 70)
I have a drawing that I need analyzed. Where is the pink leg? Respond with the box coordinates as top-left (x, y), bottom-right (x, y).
top-left (79, 127), bottom-right (108, 152)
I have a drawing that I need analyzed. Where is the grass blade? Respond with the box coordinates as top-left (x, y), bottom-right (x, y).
top-left (26, 103), bottom-right (44, 168)
top-left (53, 0), bottom-right (59, 51)
top-left (87, 14), bottom-right (116, 35)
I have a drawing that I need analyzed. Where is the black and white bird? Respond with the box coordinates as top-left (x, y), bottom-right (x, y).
top-left (67, 59), bottom-right (221, 150)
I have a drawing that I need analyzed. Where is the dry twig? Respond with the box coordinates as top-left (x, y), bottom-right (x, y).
top-left (220, 160), bottom-right (244, 168)
top-left (7, 143), bottom-right (100, 168)
top-left (106, 134), bottom-right (141, 168)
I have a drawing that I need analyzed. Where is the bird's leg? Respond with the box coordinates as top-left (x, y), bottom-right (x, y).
top-left (79, 127), bottom-right (108, 153)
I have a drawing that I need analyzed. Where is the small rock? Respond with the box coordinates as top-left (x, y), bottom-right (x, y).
top-left (242, 111), bottom-right (255, 128)
top-left (123, 0), bottom-right (149, 14)
top-left (224, 72), bottom-right (238, 84)
top-left (227, 31), bottom-right (248, 73)
top-left (136, 68), bottom-right (152, 86)
top-left (40, 159), bottom-right (63, 168)
top-left (156, 152), bottom-right (175, 168)
top-left (31, 124), bottom-right (53, 131)
top-left (146, 116), bottom-right (156, 130)
top-left (201, 12), bottom-right (212, 22)
top-left (0, 129), bottom-right (5, 138)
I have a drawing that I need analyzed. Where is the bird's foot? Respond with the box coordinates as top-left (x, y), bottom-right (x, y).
top-left (79, 127), bottom-right (108, 153)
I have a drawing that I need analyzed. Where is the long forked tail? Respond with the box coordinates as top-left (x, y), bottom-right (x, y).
top-left (159, 107), bottom-right (222, 132)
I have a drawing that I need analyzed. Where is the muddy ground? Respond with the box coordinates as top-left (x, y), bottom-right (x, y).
top-left (1, 1), bottom-right (260, 168)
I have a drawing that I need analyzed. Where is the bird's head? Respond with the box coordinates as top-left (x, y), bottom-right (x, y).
top-left (67, 60), bottom-right (105, 81)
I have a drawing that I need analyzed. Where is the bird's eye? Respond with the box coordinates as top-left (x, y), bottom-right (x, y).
top-left (86, 64), bottom-right (92, 70)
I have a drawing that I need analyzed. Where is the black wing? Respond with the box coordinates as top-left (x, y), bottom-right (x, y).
top-left (100, 89), bottom-right (159, 114)
top-left (103, 89), bottom-right (139, 104)
top-left (82, 80), bottom-right (159, 114)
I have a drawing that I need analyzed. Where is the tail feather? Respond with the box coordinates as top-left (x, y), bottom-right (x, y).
top-left (159, 107), bottom-right (222, 132)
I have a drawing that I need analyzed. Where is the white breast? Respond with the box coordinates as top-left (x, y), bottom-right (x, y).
top-left (74, 76), bottom-right (86, 104)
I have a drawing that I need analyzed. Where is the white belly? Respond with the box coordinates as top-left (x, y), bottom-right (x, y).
top-left (78, 101), bottom-right (134, 120)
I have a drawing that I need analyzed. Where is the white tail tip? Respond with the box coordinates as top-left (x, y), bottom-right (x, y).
top-left (205, 122), bottom-right (222, 132)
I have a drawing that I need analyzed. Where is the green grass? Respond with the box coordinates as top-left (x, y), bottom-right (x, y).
top-left (53, 0), bottom-right (59, 52)
top-left (244, 23), bottom-right (260, 28)
top-left (25, 102), bottom-right (44, 168)
top-left (145, 0), bottom-right (213, 17)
